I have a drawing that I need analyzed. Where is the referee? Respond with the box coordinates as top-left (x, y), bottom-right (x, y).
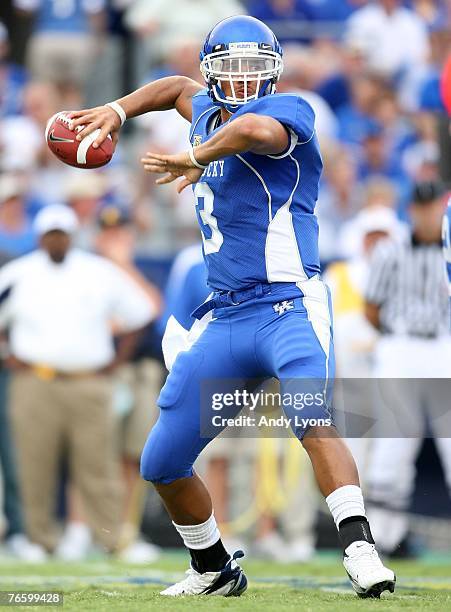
top-left (363, 180), bottom-right (451, 556)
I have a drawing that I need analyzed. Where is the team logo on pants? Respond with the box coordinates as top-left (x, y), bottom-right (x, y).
top-left (273, 300), bottom-right (294, 315)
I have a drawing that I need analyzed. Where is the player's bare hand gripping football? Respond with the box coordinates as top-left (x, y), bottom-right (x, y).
top-left (69, 76), bottom-right (202, 148)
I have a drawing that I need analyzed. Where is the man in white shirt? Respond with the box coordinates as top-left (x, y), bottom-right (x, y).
top-left (345, 0), bottom-right (429, 79)
top-left (0, 204), bottom-right (155, 554)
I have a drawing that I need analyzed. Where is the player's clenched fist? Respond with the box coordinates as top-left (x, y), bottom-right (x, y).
top-left (141, 151), bottom-right (204, 193)
top-left (69, 106), bottom-right (121, 149)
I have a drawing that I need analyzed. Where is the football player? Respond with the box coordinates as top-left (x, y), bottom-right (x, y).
top-left (70, 15), bottom-right (395, 598)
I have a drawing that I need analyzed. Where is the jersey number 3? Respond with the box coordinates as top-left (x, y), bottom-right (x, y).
top-left (194, 183), bottom-right (223, 254)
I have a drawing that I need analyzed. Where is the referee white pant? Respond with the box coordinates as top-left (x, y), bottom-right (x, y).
top-left (365, 335), bottom-right (451, 553)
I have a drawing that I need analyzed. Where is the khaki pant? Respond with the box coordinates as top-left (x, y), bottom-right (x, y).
top-left (26, 33), bottom-right (96, 86)
top-left (9, 371), bottom-right (123, 552)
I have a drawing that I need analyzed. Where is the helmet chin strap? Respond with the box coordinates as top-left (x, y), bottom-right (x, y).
top-left (209, 77), bottom-right (275, 114)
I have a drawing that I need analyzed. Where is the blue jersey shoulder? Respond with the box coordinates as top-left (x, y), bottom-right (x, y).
top-left (190, 89), bottom-right (215, 132)
top-left (192, 88), bottom-right (210, 101)
top-left (232, 93), bottom-right (315, 143)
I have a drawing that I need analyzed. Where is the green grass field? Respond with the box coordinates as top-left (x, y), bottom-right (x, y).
top-left (0, 551), bottom-right (450, 611)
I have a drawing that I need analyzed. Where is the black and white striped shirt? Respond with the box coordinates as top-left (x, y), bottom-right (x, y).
top-left (365, 236), bottom-right (449, 337)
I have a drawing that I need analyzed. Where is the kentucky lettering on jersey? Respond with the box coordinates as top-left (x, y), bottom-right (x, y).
top-left (189, 89), bottom-right (323, 291)
top-left (203, 160), bottom-right (225, 178)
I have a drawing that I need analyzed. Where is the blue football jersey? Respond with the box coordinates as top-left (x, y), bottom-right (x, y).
top-left (189, 90), bottom-right (323, 291)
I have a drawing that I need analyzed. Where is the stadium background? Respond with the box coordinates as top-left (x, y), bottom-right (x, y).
top-left (0, 0), bottom-right (450, 579)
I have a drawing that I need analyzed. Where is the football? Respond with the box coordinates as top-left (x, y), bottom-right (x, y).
top-left (45, 111), bottom-right (113, 169)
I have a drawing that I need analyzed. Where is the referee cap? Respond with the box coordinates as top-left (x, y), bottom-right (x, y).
top-left (357, 206), bottom-right (401, 236)
top-left (356, 206), bottom-right (407, 247)
top-left (34, 204), bottom-right (79, 237)
top-left (412, 180), bottom-right (447, 205)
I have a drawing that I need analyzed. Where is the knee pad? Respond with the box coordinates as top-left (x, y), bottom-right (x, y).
top-left (139, 419), bottom-right (197, 485)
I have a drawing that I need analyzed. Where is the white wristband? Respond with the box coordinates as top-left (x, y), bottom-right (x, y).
top-left (105, 101), bottom-right (127, 126)
top-left (188, 146), bottom-right (208, 170)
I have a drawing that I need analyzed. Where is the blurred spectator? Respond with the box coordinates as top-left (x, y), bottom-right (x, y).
top-left (282, 43), bottom-right (337, 94)
top-left (345, 0), bottom-right (430, 80)
top-left (277, 44), bottom-right (338, 142)
top-left (337, 73), bottom-right (386, 145)
top-left (327, 206), bottom-right (405, 375)
top-left (124, 0), bottom-right (245, 63)
top-left (134, 38), bottom-right (203, 250)
top-left (56, 204), bottom-right (164, 563)
top-left (337, 177), bottom-right (405, 259)
top-left (14, 0), bottom-right (107, 101)
top-left (95, 204), bottom-right (163, 312)
top-left (356, 120), bottom-right (410, 208)
top-left (0, 20), bottom-right (28, 118)
top-left (0, 80), bottom-right (61, 174)
top-left (410, 0), bottom-right (448, 28)
top-left (364, 180), bottom-right (451, 556)
top-left (412, 17), bottom-right (451, 113)
top-left (246, 0), bottom-right (314, 42)
top-left (65, 172), bottom-right (108, 250)
top-left (55, 203), bottom-right (164, 562)
top-left (136, 107), bottom-right (196, 248)
top-left (402, 111), bottom-right (441, 183)
top-left (316, 38), bottom-right (371, 113)
top-left (317, 145), bottom-right (362, 262)
top-left (154, 37), bottom-right (205, 82)
top-left (372, 87), bottom-right (412, 152)
top-left (304, 0), bottom-right (365, 22)
top-left (0, 204), bottom-right (155, 554)
top-left (0, 175), bottom-right (36, 258)
top-left (325, 206), bottom-right (405, 476)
